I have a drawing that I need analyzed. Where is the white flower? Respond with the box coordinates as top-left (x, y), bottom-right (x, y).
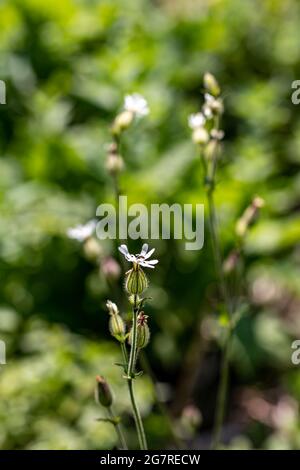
top-left (203, 93), bottom-right (223, 116)
top-left (67, 219), bottom-right (96, 242)
top-left (188, 112), bottom-right (206, 130)
top-left (204, 93), bottom-right (215, 104)
top-left (118, 243), bottom-right (158, 269)
top-left (124, 93), bottom-right (149, 117)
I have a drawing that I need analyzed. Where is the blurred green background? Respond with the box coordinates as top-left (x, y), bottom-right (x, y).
top-left (0, 0), bottom-right (300, 450)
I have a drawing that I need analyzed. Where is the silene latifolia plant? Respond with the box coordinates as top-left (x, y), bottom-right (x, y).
top-left (67, 84), bottom-right (264, 450)
top-left (67, 94), bottom-right (158, 450)
top-left (97, 244), bottom-right (158, 451)
top-left (189, 73), bottom-right (264, 449)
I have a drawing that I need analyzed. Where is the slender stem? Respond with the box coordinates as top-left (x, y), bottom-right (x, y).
top-left (128, 379), bottom-right (147, 450)
top-left (206, 186), bottom-right (232, 448)
top-left (127, 296), bottom-right (138, 379)
top-left (211, 328), bottom-right (231, 449)
top-left (108, 406), bottom-right (128, 450)
top-left (121, 341), bottom-right (128, 370)
top-left (206, 188), bottom-right (231, 312)
top-left (126, 294), bottom-right (148, 450)
top-left (200, 127), bottom-right (233, 449)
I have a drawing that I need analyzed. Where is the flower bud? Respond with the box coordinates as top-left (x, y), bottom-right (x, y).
top-left (106, 300), bottom-right (126, 339)
top-left (129, 312), bottom-right (150, 349)
top-left (101, 256), bottom-right (121, 281)
top-left (223, 249), bottom-right (240, 274)
top-left (210, 129), bottom-right (224, 140)
top-left (83, 237), bottom-right (102, 262)
top-left (203, 72), bottom-right (220, 97)
top-left (204, 139), bottom-right (218, 160)
top-left (95, 375), bottom-right (113, 407)
top-left (203, 94), bottom-right (224, 117)
top-left (128, 294), bottom-right (142, 306)
top-left (236, 196), bottom-right (265, 238)
top-left (112, 110), bottom-right (134, 135)
top-left (106, 299), bottom-right (119, 315)
top-left (192, 127), bottom-right (209, 145)
top-left (125, 267), bottom-right (148, 295)
top-left (109, 312), bottom-right (126, 338)
top-left (106, 153), bottom-right (124, 175)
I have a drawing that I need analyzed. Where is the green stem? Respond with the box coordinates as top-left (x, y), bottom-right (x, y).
top-left (108, 406), bottom-right (128, 450)
top-left (127, 379), bottom-right (147, 450)
top-left (206, 188), bottom-right (231, 311)
top-left (121, 341), bottom-right (128, 369)
top-left (200, 130), bottom-right (233, 449)
top-left (126, 295), bottom-right (148, 450)
top-left (211, 328), bottom-right (231, 449)
top-left (127, 297), bottom-right (138, 379)
top-left (206, 186), bottom-right (232, 449)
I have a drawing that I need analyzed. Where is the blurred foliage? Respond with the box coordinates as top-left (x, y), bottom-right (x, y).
top-left (0, 0), bottom-right (300, 449)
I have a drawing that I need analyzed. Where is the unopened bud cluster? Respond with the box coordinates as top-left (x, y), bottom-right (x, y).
top-left (105, 142), bottom-right (124, 176)
top-left (188, 72), bottom-right (224, 148)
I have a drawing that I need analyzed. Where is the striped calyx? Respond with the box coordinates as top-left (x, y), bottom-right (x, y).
top-left (129, 312), bottom-right (150, 349)
top-left (109, 313), bottom-right (126, 338)
top-left (106, 300), bottom-right (125, 340)
top-left (125, 266), bottom-right (148, 295)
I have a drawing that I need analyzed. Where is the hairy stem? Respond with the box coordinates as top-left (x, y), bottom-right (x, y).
top-left (108, 406), bottom-right (128, 450)
top-left (126, 295), bottom-right (148, 450)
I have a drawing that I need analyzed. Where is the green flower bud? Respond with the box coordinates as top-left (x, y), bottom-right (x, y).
top-left (128, 294), bottom-right (141, 306)
top-left (106, 300), bottom-right (126, 340)
top-left (125, 267), bottom-right (148, 295)
top-left (203, 72), bottom-right (220, 97)
top-left (129, 312), bottom-right (150, 349)
top-left (109, 313), bottom-right (126, 338)
top-left (112, 110), bottom-right (134, 135)
top-left (95, 375), bottom-right (113, 407)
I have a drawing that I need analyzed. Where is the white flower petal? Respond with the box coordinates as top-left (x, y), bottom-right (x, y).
top-left (147, 259), bottom-right (158, 265)
top-left (118, 244), bottom-right (129, 256)
top-left (144, 247), bottom-right (155, 259)
top-left (140, 261), bottom-right (155, 269)
top-left (188, 113), bottom-right (205, 130)
top-left (140, 243), bottom-right (149, 256)
top-left (124, 93), bottom-right (149, 117)
top-left (204, 93), bottom-right (214, 103)
top-left (67, 220), bottom-right (96, 242)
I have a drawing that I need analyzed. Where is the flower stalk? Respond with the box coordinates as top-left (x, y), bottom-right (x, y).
top-left (189, 74), bottom-right (232, 449)
top-left (95, 375), bottom-right (128, 450)
top-left (118, 243), bottom-right (158, 450)
top-left (189, 74), bottom-right (264, 449)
